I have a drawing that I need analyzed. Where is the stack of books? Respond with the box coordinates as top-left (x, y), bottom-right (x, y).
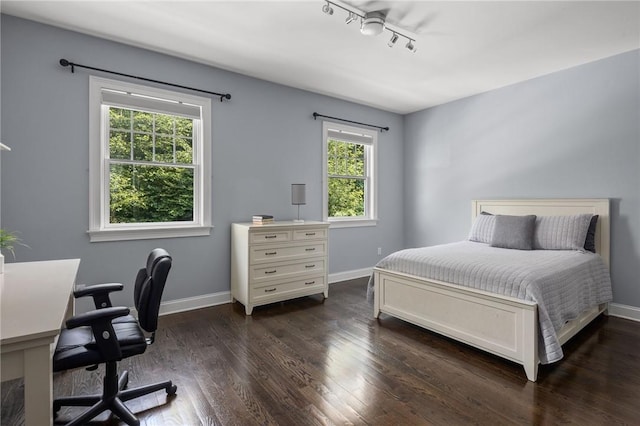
top-left (252, 215), bottom-right (274, 225)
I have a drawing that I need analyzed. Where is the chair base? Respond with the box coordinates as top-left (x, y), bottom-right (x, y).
top-left (54, 362), bottom-right (177, 426)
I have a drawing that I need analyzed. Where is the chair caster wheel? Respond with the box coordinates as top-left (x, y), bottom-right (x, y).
top-left (167, 384), bottom-right (177, 396)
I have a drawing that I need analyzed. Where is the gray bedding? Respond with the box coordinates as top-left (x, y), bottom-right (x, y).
top-left (369, 241), bottom-right (613, 364)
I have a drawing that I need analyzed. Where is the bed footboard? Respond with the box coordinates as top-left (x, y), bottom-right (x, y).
top-left (374, 268), bottom-right (539, 381)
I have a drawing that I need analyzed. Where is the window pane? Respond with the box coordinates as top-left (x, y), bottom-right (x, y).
top-left (176, 137), bottom-right (193, 163)
top-left (109, 164), bottom-right (194, 224)
top-left (109, 131), bottom-right (131, 160)
top-left (328, 177), bottom-right (365, 217)
top-left (133, 133), bottom-right (153, 161)
top-left (351, 144), bottom-right (365, 176)
top-left (328, 139), bottom-right (364, 177)
top-left (155, 113), bottom-right (174, 136)
top-left (133, 111), bottom-right (152, 133)
top-left (176, 117), bottom-right (193, 138)
top-left (328, 140), bottom-right (339, 175)
top-left (155, 136), bottom-right (174, 163)
top-left (109, 108), bottom-right (131, 130)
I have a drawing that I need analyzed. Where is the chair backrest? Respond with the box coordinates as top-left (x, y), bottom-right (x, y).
top-left (133, 248), bottom-right (172, 333)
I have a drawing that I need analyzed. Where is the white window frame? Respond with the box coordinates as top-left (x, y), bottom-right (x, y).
top-left (322, 121), bottom-right (378, 228)
top-left (88, 76), bottom-right (212, 242)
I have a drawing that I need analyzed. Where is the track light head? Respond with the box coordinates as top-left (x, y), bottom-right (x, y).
top-left (322, 2), bottom-right (334, 15)
top-left (388, 33), bottom-right (398, 47)
top-left (405, 40), bottom-right (417, 53)
top-left (345, 12), bottom-right (358, 25)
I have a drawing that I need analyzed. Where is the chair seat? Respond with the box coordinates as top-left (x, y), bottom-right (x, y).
top-left (53, 322), bottom-right (147, 372)
top-left (113, 314), bottom-right (138, 324)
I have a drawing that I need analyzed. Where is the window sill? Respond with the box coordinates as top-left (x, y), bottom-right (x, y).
top-left (328, 218), bottom-right (378, 229)
top-left (88, 225), bottom-right (212, 242)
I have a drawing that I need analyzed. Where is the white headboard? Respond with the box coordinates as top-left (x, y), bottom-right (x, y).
top-left (471, 199), bottom-right (610, 267)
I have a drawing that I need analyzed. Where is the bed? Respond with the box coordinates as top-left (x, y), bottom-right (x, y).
top-left (372, 199), bottom-right (612, 381)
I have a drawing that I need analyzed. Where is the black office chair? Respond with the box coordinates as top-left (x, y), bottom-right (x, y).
top-left (53, 248), bottom-right (177, 426)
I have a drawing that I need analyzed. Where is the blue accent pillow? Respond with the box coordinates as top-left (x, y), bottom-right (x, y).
top-left (584, 215), bottom-right (599, 253)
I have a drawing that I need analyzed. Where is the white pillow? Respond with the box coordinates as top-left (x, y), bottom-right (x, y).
top-left (468, 213), bottom-right (495, 244)
top-left (533, 214), bottom-right (593, 250)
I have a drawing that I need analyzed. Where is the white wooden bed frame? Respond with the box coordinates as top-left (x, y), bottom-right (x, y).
top-left (373, 199), bottom-right (610, 381)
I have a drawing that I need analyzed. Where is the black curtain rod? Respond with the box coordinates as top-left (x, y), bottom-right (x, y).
top-left (59, 59), bottom-right (231, 102)
top-left (312, 112), bottom-right (389, 132)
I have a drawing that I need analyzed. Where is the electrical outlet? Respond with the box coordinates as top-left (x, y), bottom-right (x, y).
top-left (377, 247), bottom-right (382, 255)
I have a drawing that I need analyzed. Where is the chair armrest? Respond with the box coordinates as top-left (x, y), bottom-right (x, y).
top-left (65, 306), bottom-right (130, 329)
top-left (74, 283), bottom-right (124, 309)
top-left (65, 306), bottom-right (130, 361)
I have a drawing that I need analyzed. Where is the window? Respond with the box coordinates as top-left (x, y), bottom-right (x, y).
top-left (89, 77), bottom-right (212, 241)
top-left (322, 121), bottom-right (377, 227)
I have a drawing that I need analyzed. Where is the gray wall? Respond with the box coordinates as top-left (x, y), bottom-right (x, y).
top-left (404, 49), bottom-right (640, 308)
top-left (3, 14), bottom-right (637, 312)
top-left (0, 15), bottom-right (405, 309)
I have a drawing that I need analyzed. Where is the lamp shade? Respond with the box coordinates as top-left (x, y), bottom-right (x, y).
top-left (291, 184), bottom-right (306, 205)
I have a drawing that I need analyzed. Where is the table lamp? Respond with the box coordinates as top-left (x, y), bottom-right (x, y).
top-left (291, 184), bottom-right (306, 222)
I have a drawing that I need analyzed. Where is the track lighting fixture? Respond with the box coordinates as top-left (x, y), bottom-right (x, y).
top-left (322, 1), bottom-right (334, 15)
top-left (320, 1), bottom-right (416, 53)
top-left (388, 33), bottom-right (398, 47)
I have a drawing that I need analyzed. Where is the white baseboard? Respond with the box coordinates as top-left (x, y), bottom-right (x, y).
top-left (329, 267), bottom-right (372, 284)
top-left (608, 303), bottom-right (640, 322)
top-left (129, 291), bottom-right (232, 318)
top-left (142, 282), bottom-right (640, 325)
top-left (158, 291), bottom-right (232, 316)
top-left (146, 268), bottom-right (373, 316)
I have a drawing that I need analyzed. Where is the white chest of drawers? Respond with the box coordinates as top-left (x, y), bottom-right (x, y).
top-left (231, 221), bottom-right (329, 315)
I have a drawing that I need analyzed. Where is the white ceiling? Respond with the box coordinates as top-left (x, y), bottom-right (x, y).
top-left (2, 1), bottom-right (639, 114)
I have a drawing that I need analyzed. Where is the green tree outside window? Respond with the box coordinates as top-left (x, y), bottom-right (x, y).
top-left (108, 107), bottom-right (195, 224)
top-left (327, 139), bottom-right (366, 217)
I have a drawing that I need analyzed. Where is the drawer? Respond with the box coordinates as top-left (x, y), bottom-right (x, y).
top-left (250, 230), bottom-right (291, 244)
top-left (293, 228), bottom-right (327, 241)
top-left (252, 275), bottom-right (326, 302)
top-left (251, 259), bottom-right (325, 283)
top-left (250, 241), bottom-right (327, 264)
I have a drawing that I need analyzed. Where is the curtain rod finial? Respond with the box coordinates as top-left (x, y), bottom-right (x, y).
top-left (59, 59), bottom-right (75, 73)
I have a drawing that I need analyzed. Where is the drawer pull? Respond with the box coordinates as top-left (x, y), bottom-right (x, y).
top-left (265, 251), bottom-right (277, 256)
top-left (305, 264), bottom-right (316, 269)
top-left (305, 248), bottom-right (316, 252)
top-left (264, 235), bottom-right (277, 239)
top-left (264, 270), bottom-right (277, 274)
top-left (264, 288), bottom-right (277, 293)
top-left (305, 232), bottom-right (316, 236)
top-left (305, 281), bottom-right (316, 285)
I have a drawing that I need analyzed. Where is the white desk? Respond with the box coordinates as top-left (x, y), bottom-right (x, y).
top-left (1, 259), bottom-right (80, 426)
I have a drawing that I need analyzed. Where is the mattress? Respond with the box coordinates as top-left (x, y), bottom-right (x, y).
top-left (370, 241), bottom-right (613, 363)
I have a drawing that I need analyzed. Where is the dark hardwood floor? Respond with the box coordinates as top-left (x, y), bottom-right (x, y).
top-left (2, 277), bottom-right (639, 425)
